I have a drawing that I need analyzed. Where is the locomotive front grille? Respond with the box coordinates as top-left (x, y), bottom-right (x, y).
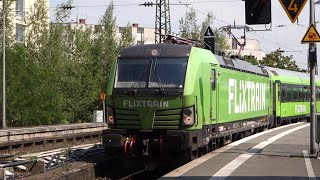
top-left (154, 109), bottom-right (182, 129)
top-left (114, 108), bottom-right (141, 129)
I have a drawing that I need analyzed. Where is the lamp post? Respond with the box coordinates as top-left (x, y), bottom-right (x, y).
top-left (309, 0), bottom-right (317, 155)
top-left (2, 0), bottom-right (6, 129)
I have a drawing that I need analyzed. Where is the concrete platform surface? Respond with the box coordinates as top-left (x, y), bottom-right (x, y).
top-left (161, 122), bottom-right (320, 180)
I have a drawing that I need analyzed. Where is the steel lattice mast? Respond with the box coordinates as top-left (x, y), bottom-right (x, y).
top-left (155, 0), bottom-right (171, 44)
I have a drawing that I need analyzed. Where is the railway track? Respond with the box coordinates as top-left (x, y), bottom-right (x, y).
top-left (0, 143), bottom-right (102, 179)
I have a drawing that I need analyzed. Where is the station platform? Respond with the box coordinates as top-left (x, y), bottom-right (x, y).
top-left (161, 122), bottom-right (320, 179)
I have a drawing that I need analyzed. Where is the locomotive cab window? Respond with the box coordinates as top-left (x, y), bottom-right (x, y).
top-left (115, 57), bottom-right (188, 89)
top-left (211, 69), bottom-right (216, 90)
top-left (115, 59), bottom-right (149, 88)
top-left (149, 58), bottom-right (187, 88)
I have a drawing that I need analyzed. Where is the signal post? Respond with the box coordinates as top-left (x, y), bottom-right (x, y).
top-left (308, 0), bottom-right (319, 155)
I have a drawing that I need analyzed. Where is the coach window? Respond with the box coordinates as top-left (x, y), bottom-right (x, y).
top-left (287, 85), bottom-right (293, 102)
top-left (281, 84), bottom-right (287, 102)
top-left (292, 86), bottom-right (296, 102)
top-left (278, 84), bottom-right (281, 101)
top-left (294, 85), bottom-right (299, 102)
top-left (305, 87), bottom-right (310, 101)
top-left (211, 69), bottom-right (216, 90)
top-left (298, 86), bottom-right (302, 101)
top-left (317, 87), bottom-right (320, 101)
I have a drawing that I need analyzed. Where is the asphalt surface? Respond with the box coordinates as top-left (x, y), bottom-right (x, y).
top-left (160, 122), bottom-right (320, 180)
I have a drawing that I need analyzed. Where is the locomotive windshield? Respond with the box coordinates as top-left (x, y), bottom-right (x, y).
top-left (115, 57), bottom-right (187, 89)
top-left (115, 59), bottom-right (148, 88)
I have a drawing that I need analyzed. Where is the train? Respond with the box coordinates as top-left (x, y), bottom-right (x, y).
top-left (102, 42), bottom-right (319, 161)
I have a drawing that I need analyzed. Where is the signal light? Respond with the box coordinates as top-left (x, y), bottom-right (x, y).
top-left (245, 0), bottom-right (271, 25)
top-left (182, 107), bottom-right (196, 126)
top-left (108, 115), bottom-right (114, 124)
top-left (106, 107), bottom-right (115, 125)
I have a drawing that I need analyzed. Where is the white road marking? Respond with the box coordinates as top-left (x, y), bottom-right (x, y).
top-left (209, 123), bottom-right (309, 180)
top-left (162, 122), bottom-right (304, 178)
top-left (303, 150), bottom-right (316, 179)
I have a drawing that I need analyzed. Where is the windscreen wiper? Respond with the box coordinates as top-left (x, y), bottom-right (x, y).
top-left (154, 73), bottom-right (167, 95)
top-left (127, 71), bottom-right (145, 95)
top-left (152, 58), bottom-right (167, 95)
top-left (126, 59), bottom-right (149, 95)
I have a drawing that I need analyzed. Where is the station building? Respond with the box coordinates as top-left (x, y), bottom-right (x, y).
top-left (0, 0), bottom-right (49, 43)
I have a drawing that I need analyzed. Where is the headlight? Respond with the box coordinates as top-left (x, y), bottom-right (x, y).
top-left (106, 107), bottom-right (115, 125)
top-left (182, 107), bottom-right (196, 126)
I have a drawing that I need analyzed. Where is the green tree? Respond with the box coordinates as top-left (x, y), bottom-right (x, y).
top-left (2, 0), bottom-right (134, 126)
top-left (98, 1), bottom-right (119, 83)
top-left (53, 0), bottom-right (73, 23)
top-left (179, 9), bottom-right (228, 52)
top-left (243, 55), bottom-right (259, 65)
top-left (118, 23), bottom-right (133, 49)
top-left (55, 1), bottom-right (133, 123)
top-left (5, 0), bottom-right (67, 126)
top-left (0, 0), bottom-right (15, 45)
top-left (260, 50), bottom-right (300, 71)
top-left (179, 9), bottom-right (199, 40)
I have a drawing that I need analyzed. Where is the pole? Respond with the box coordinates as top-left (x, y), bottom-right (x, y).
top-left (102, 100), bottom-right (106, 123)
top-left (309, 0), bottom-right (317, 155)
top-left (2, 0), bottom-right (6, 129)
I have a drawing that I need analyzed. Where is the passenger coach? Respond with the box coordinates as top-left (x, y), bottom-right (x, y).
top-left (265, 66), bottom-right (320, 126)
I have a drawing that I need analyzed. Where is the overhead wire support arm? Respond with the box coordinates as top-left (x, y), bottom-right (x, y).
top-left (219, 25), bottom-right (248, 56)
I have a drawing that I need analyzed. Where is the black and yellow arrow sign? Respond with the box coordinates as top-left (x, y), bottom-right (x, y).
top-left (279, 0), bottom-right (307, 23)
top-left (301, 24), bottom-right (320, 43)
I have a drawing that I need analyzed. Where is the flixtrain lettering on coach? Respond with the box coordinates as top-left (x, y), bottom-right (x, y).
top-left (228, 78), bottom-right (267, 114)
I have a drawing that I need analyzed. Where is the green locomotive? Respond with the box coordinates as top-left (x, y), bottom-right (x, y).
top-left (103, 44), bottom-right (275, 159)
top-left (102, 43), bottom-right (317, 160)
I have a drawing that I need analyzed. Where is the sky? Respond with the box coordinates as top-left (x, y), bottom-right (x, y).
top-left (49, 0), bottom-right (320, 70)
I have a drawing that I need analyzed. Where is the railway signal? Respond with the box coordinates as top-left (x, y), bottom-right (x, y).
top-left (244, 0), bottom-right (272, 25)
top-left (203, 26), bottom-right (216, 54)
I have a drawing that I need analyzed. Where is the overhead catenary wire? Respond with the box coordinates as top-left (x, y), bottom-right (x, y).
top-left (49, 0), bottom-right (313, 67)
top-left (50, 0), bottom-right (308, 57)
top-left (175, 0), bottom-right (309, 56)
